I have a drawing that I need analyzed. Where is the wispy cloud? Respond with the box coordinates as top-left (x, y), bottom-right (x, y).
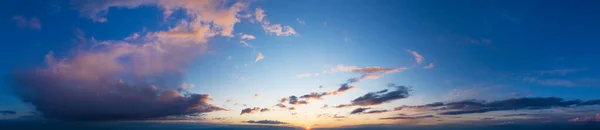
top-left (12, 16), bottom-right (41, 30)
top-left (424, 63), bottom-right (434, 69)
top-left (296, 18), bottom-right (306, 25)
top-left (406, 49), bottom-right (424, 64)
top-left (538, 68), bottom-right (586, 76)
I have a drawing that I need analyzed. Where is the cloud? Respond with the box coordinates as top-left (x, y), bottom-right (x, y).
top-left (350, 108), bottom-right (370, 114)
top-left (250, 8), bottom-right (297, 36)
top-left (296, 18), bottom-right (306, 25)
top-left (396, 97), bottom-right (600, 116)
top-left (394, 102), bottom-right (444, 111)
top-left (363, 109), bottom-right (390, 114)
top-left (568, 113), bottom-right (600, 123)
top-left (240, 41), bottom-right (253, 47)
top-left (262, 24), bottom-right (297, 36)
top-left (275, 104), bottom-right (287, 108)
top-left (241, 34), bottom-right (256, 40)
top-left (10, 2), bottom-right (246, 120)
top-left (260, 108), bottom-right (270, 112)
top-left (255, 52), bottom-right (264, 62)
top-left (240, 107), bottom-right (261, 115)
top-left (465, 36), bottom-right (492, 45)
top-left (338, 84), bottom-right (411, 107)
top-left (296, 73), bottom-right (313, 78)
top-left (424, 63), bottom-right (434, 69)
top-left (12, 16), bottom-right (41, 30)
top-left (406, 49), bottom-right (424, 64)
top-left (0, 110), bottom-right (16, 115)
top-left (332, 114), bottom-right (346, 118)
top-left (279, 98), bottom-right (288, 103)
top-left (538, 68), bottom-right (585, 76)
top-left (243, 120), bottom-right (288, 124)
top-left (255, 8), bottom-right (266, 22)
top-left (75, 0), bottom-right (246, 37)
top-left (525, 78), bottom-right (600, 87)
top-left (380, 115), bottom-right (435, 120)
top-left (288, 96), bottom-right (309, 105)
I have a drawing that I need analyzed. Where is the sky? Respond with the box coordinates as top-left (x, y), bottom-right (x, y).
top-left (1, 0), bottom-right (600, 129)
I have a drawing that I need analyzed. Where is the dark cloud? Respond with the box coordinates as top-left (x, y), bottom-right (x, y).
top-left (482, 117), bottom-right (495, 120)
top-left (332, 114), bottom-right (346, 118)
top-left (14, 72), bottom-right (225, 121)
top-left (275, 103), bottom-right (287, 108)
top-left (260, 108), bottom-right (270, 112)
top-left (343, 84), bottom-right (410, 107)
top-left (243, 120), bottom-right (288, 124)
top-left (364, 109), bottom-right (389, 114)
top-left (288, 96), bottom-right (308, 105)
top-left (299, 92), bottom-right (328, 100)
top-left (212, 117), bottom-right (230, 121)
top-left (288, 107), bottom-right (296, 111)
top-left (501, 114), bottom-right (532, 117)
top-left (396, 97), bottom-right (600, 116)
top-left (395, 102), bottom-right (444, 111)
top-left (380, 115), bottom-right (435, 120)
top-left (579, 99), bottom-right (600, 106)
top-left (350, 108), bottom-right (370, 114)
top-left (0, 110), bottom-right (16, 115)
top-left (279, 98), bottom-right (288, 103)
top-left (240, 107), bottom-right (261, 115)
top-left (568, 113), bottom-right (600, 123)
top-left (298, 84), bottom-right (357, 101)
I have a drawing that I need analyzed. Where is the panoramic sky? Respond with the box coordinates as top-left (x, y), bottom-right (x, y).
top-left (1, 0), bottom-right (600, 129)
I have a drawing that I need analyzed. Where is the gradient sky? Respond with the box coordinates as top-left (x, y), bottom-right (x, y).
top-left (1, 0), bottom-right (600, 129)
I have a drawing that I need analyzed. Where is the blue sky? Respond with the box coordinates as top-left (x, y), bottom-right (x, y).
top-left (1, 0), bottom-right (600, 129)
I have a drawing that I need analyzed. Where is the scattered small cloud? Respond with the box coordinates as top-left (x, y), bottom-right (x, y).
top-left (255, 52), bottom-right (264, 62)
top-left (241, 34), bottom-right (256, 40)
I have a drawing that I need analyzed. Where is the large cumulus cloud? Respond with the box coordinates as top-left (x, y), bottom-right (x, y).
top-left (8, 0), bottom-right (259, 120)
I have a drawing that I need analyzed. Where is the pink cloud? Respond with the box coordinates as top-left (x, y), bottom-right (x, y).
top-left (424, 63), bottom-right (434, 69)
top-left (406, 49), bottom-right (424, 64)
